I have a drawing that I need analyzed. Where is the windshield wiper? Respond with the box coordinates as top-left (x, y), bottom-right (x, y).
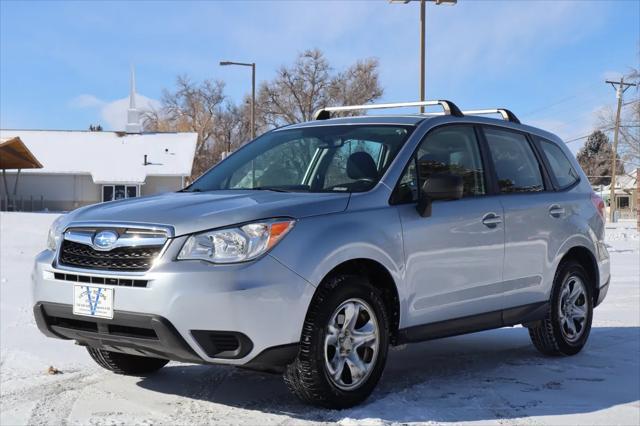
top-left (250, 186), bottom-right (297, 193)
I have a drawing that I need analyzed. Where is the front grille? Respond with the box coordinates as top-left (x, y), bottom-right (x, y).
top-left (59, 240), bottom-right (163, 272)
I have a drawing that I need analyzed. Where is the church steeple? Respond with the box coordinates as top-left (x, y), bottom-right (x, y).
top-left (126, 65), bottom-right (142, 133)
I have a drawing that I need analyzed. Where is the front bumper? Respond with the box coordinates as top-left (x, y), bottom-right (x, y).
top-left (32, 245), bottom-right (315, 368)
top-left (34, 301), bottom-right (202, 362)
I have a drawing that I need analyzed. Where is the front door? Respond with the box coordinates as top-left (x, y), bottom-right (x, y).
top-left (395, 125), bottom-right (505, 328)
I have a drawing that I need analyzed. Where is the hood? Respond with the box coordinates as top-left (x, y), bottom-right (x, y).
top-left (65, 191), bottom-right (350, 236)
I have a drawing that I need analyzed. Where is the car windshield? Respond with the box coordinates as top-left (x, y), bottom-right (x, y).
top-left (187, 125), bottom-right (414, 193)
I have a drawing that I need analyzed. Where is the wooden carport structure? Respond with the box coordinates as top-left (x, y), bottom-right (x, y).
top-left (1, 136), bottom-right (43, 211)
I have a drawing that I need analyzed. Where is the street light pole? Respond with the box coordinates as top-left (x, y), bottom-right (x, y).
top-left (220, 60), bottom-right (256, 140)
top-left (390, 0), bottom-right (456, 113)
top-left (419, 0), bottom-right (425, 113)
top-left (251, 62), bottom-right (255, 140)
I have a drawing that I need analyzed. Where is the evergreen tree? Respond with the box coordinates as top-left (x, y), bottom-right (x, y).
top-left (576, 130), bottom-right (624, 185)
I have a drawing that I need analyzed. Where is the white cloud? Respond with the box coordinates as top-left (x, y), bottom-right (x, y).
top-left (100, 94), bottom-right (160, 131)
top-left (68, 94), bottom-right (105, 108)
top-left (68, 93), bottom-right (160, 131)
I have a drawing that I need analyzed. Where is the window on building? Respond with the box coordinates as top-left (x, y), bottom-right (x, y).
top-left (484, 127), bottom-right (544, 193)
top-left (617, 196), bottom-right (630, 209)
top-left (102, 185), bottom-right (138, 202)
top-left (539, 139), bottom-right (579, 189)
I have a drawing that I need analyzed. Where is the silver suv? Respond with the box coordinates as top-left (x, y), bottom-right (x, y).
top-left (33, 101), bottom-right (610, 408)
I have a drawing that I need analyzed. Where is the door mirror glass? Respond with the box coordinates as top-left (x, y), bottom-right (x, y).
top-left (417, 173), bottom-right (464, 217)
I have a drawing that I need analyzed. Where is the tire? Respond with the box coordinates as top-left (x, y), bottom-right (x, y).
top-left (87, 347), bottom-right (169, 375)
top-left (529, 260), bottom-right (594, 356)
top-left (284, 274), bottom-right (390, 408)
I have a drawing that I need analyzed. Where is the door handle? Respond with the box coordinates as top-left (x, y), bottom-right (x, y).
top-left (482, 213), bottom-right (502, 228)
top-left (549, 205), bottom-right (565, 218)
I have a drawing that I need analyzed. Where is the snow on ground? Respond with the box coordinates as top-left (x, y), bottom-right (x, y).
top-left (1, 212), bottom-right (638, 425)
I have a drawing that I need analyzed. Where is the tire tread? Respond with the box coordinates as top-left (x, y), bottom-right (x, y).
top-left (86, 347), bottom-right (168, 375)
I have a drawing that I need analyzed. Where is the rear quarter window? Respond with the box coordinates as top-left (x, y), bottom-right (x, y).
top-left (539, 139), bottom-right (580, 189)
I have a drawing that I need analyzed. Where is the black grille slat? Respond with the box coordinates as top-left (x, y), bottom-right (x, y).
top-left (59, 240), bottom-right (162, 272)
top-left (48, 316), bottom-right (158, 340)
top-left (53, 271), bottom-right (148, 288)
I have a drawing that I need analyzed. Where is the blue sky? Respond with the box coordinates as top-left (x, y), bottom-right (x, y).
top-left (1, 0), bottom-right (638, 152)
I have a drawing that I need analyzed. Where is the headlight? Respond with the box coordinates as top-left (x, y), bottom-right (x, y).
top-left (47, 215), bottom-right (65, 251)
top-left (178, 219), bottom-right (295, 264)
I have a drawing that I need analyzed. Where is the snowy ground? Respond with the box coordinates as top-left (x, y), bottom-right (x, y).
top-left (1, 212), bottom-right (638, 425)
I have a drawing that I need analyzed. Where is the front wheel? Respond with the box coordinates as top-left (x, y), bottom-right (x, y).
top-left (284, 274), bottom-right (389, 408)
top-left (529, 260), bottom-right (594, 356)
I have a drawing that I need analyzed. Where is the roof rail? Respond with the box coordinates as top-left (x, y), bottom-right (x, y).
top-left (313, 100), bottom-right (463, 120)
top-left (461, 109), bottom-right (521, 124)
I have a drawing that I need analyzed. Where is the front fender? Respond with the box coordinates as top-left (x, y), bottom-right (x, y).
top-left (269, 208), bottom-right (405, 291)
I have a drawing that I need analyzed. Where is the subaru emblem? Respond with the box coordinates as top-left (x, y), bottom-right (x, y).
top-left (93, 230), bottom-right (119, 251)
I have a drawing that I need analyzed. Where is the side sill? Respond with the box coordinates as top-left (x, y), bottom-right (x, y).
top-left (396, 302), bottom-right (548, 344)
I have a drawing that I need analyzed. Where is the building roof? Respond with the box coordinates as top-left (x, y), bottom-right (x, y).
top-left (615, 169), bottom-right (638, 190)
top-left (0, 129), bottom-right (197, 184)
top-left (0, 136), bottom-right (43, 170)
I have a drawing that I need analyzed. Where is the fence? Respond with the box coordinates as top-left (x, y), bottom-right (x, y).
top-left (0, 194), bottom-right (47, 212)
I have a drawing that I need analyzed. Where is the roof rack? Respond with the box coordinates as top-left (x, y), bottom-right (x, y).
top-left (313, 100), bottom-right (463, 120)
top-left (461, 109), bottom-right (521, 124)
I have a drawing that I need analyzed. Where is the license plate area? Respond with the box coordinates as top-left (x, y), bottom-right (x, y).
top-left (73, 285), bottom-right (114, 319)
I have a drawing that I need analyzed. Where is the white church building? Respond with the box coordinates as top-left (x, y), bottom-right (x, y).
top-left (0, 70), bottom-right (197, 212)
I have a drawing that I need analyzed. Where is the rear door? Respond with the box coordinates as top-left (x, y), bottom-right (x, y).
top-left (481, 126), bottom-right (557, 309)
top-left (395, 124), bottom-right (505, 327)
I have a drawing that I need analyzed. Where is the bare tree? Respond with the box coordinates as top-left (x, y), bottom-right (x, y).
top-left (258, 49), bottom-right (383, 127)
top-left (144, 76), bottom-right (226, 180)
top-left (213, 100), bottom-right (252, 158)
top-left (145, 50), bottom-right (385, 180)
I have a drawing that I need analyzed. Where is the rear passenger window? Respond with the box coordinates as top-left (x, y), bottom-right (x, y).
top-left (484, 128), bottom-right (544, 193)
top-left (539, 139), bottom-right (579, 189)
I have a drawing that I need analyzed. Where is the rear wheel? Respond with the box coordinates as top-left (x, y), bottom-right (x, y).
top-left (529, 260), bottom-right (593, 356)
top-left (284, 274), bottom-right (389, 408)
top-left (87, 347), bottom-right (168, 375)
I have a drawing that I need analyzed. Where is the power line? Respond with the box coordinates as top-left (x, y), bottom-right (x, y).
top-left (520, 82), bottom-right (601, 119)
top-left (564, 126), bottom-right (615, 144)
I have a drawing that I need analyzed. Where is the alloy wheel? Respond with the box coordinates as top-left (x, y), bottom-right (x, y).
top-left (324, 298), bottom-right (379, 390)
top-left (558, 275), bottom-right (588, 343)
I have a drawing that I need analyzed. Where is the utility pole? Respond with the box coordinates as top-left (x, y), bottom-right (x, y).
top-left (606, 77), bottom-right (637, 222)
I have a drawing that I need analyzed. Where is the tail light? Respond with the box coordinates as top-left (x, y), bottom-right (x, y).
top-left (591, 192), bottom-right (605, 221)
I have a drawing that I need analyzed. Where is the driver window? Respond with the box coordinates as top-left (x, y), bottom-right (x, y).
top-left (323, 140), bottom-right (383, 189)
top-left (395, 125), bottom-right (486, 202)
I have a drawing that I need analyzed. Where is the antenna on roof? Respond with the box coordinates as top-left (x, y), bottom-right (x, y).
top-left (126, 64), bottom-right (142, 134)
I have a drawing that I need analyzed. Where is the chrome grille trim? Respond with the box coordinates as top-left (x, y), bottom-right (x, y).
top-left (64, 230), bottom-right (168, 249)
top-left (61, 221), bottom-right (175, 237)
top-left (55, 222), bottom-right (173, 273)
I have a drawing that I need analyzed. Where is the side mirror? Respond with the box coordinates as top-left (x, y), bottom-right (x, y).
top-left (416, 173), bottom-right (464, 217)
